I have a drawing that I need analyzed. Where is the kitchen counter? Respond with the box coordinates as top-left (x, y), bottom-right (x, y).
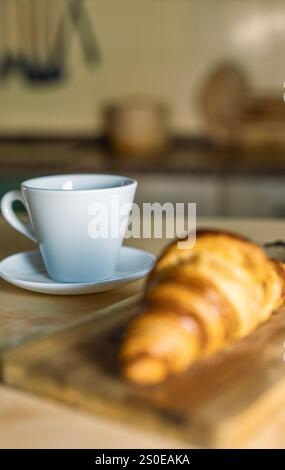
top-left (1, 138), bottom-right (285, 177)
top-left (2, 139), bottom-right (285, 219)
top-left (1, 217), bottom-right (285, 448)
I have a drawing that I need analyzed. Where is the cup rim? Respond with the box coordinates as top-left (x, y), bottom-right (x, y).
top-left (21, 173), bottom-right (137, 193)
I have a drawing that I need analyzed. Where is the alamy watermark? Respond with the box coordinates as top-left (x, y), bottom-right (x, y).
top-left (87, 196), bottom-right (196, 249)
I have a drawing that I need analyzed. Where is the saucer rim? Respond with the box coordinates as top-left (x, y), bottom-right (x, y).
top-left (0, 246), bottom-right (156, 295)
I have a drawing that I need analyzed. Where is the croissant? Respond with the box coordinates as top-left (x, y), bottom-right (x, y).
top-left (120, 229), bottom-right (285, 385)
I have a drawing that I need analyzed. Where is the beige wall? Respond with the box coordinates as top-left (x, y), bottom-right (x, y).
top-left (0, 0), bottom-right (284, 136)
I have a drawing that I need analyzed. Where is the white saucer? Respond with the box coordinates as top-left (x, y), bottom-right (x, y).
top-left (0, 247), bottom-right (156, 295)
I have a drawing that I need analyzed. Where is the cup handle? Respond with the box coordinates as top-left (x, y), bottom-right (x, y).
top-left (1, 190), bottom-right (37, 242)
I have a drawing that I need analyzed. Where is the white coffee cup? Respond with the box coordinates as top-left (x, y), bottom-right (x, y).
top-left (1, 174), bottom-right (137, 283)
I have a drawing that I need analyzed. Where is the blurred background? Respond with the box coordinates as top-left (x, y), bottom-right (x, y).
top-left (1, 0), bottom-right (285, 217)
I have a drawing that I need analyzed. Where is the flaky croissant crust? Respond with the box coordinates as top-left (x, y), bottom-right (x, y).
top-left (120, 229), bottom-right (285, 385)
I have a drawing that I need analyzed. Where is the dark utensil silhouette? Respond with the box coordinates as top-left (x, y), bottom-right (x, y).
top-left (0, 0), bottom-right (101, 84)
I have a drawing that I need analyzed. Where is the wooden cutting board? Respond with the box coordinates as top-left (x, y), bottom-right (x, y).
top-left (3, 294), bottom-right (285, 448)
top-left (0, 218), bottom-right (153, 361)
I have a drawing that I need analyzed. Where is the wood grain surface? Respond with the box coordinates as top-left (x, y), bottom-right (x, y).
top-left (4, 292), bottom-right (285, 448)
top-left (0, 219), bottom-right (148, 359)
top-left (2, 217), bottom-right (285, 448)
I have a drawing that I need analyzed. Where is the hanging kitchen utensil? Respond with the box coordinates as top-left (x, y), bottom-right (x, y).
top-left (23, 0), bottom-right (64, 82)
top-left (0, 0), bottom-right (8, 78)
top-left (16, 0), bottom-right (28, 74)
top-left (51, 0), bottom-right (69, 74)
top-left (0, 0), bottom-right (101, 83)
top-left (68, 0), bottom-right (101, 65)
top-left (0, 0), bottom-right (15, 79)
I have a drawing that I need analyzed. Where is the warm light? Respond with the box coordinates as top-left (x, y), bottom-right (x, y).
top-left (232, 10), bottom-right (285, 51)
